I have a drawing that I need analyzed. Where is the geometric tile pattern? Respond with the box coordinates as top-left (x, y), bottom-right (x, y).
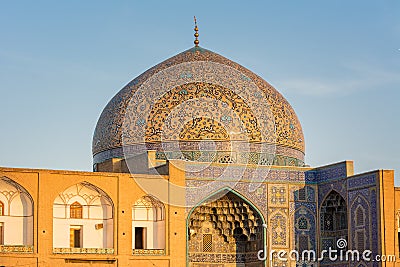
top-left (184, 163), bottom-right (381, 266)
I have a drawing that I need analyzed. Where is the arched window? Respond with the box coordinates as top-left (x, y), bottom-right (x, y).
top-left (132, 195), bottom-right (165, 252)
top-left (321, 191), bottom-right (347, 231)
top-left (320, 191), bottom-right (348, 254)
top-left (53, 182), bottom-right (114, 253)
top-left (0, 201), bottom-right (4, 216)
top-left (70, 201), bottom-right (83, 219)
top-left (356, 207), bottom-right (364, 227)
top-left (0, 177), bottom-right (34, 247)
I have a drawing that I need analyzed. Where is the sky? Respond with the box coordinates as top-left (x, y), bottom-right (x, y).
top-left (0, 1), bottom-right (399, 184)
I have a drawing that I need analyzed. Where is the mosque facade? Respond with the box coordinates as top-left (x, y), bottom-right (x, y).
top-left (0, 28), bottom-right (399, 267)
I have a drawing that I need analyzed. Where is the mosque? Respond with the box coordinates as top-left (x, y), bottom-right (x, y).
top-left (0, 21), bottom-right (399, 267)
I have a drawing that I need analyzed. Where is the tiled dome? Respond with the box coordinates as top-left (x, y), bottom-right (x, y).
top-left (92, 47), bottom-right (305, 166)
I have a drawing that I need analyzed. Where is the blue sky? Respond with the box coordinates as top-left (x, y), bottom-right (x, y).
top-left (0, 1), bottom-right (399, 184)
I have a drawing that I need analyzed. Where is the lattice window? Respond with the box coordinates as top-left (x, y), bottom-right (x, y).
top-left (323, 213), bottom-right (333, 231)
top-left (0, 201), bottom-right (3, 216)
top-left (298, 217), bottom-right (308, 230)
top-left (320, 191), bottom-right (348, 260)
top-left (356, 207), bottom-right (364, 226)
top-left (298, 235), bottom-right (309, 253)
top-left (322, 238), bottom-right (334, 251)
top-left (339, 213), bottom-right (347, 229)
top-left (202, 234), bottom-right (213, 252)
top-left (298, 187), bottom-right (306, 201)
top-left (321, 191), bottom-right (347, 231)
top-left (70, 201), bottom-right (83, 219)
top-left (356, 231), bottom-right (365, 251)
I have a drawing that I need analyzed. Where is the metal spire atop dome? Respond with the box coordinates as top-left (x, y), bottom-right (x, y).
top-left (194, 16), bottom-right (199, 47)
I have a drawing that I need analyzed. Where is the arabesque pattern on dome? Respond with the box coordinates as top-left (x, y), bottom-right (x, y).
top-left (93, 47), bottom-right (304, 166)
top-left (145, 82), bottom-right (262, 142)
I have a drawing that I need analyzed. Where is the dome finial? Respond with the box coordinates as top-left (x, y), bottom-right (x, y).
top-left (194, 16), bottom-right (199, 47)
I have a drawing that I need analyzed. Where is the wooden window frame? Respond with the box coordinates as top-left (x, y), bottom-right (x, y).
top-left (70, 201), bottom-right (83, 219)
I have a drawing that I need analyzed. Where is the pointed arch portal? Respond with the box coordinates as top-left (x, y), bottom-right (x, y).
top-left (320, 190), bottom-right (348, 254)
top-left (187, 188), bottom-right (265, 266)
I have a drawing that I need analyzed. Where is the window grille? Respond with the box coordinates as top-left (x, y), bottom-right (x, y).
top-left (356, 208), bottom-right (364, 226)
top-left (203, 234), bottom-right (213, 252)
top-left (298, 188), bottom-right (306, 201)
top-left (70, 202), bottom-right (82, 219)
